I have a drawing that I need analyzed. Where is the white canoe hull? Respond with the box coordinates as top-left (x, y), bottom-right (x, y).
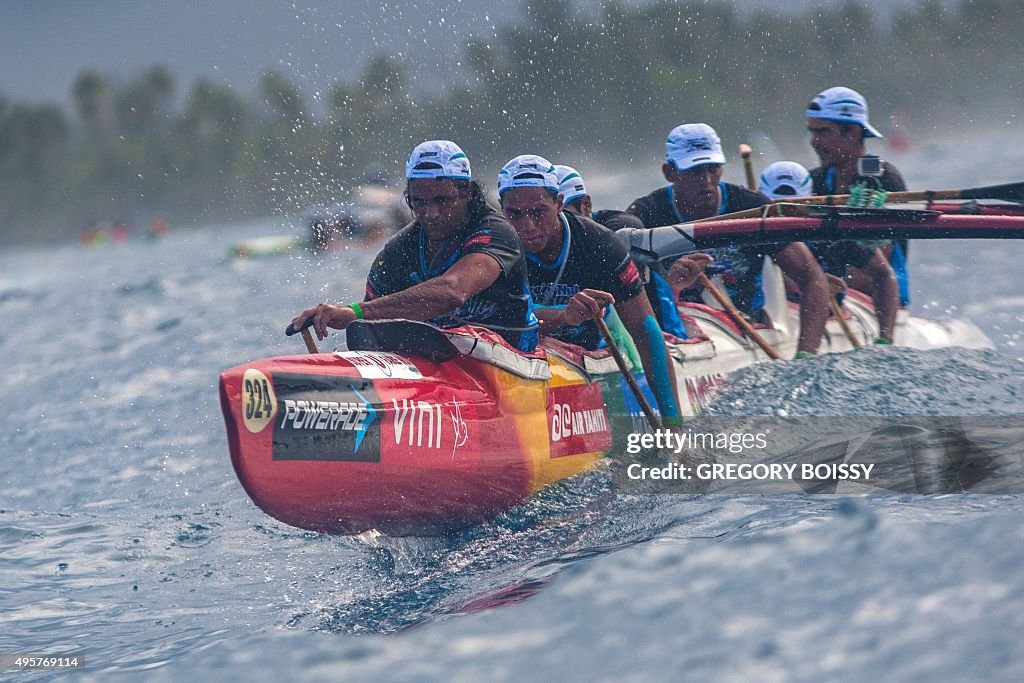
top-left (588, 260), bottom-right (993, 416)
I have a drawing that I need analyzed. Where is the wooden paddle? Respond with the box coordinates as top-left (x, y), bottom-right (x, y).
top-left (300, 329), bottom-right (319, 354)
top-left (784, 181), bottom-right (1024, 206)
top-left (697, 272), bottom-right (783, 360)
top-left (285, 316), bottom-right (321, 354)
top-left (735, 140), bottom-right (861, 349)
top-left (742, 145), bottom-right (861, 349)
top-left (686, 181), bottom-right (1024, 226)
top-left (739, 144), bottom-right (756, 191)
top-left (828, 297), bottom-right (860, 348)
top-left (693, 143), bottom-right (784, 359)
top-left (595, 315), bottom-right (663, 430)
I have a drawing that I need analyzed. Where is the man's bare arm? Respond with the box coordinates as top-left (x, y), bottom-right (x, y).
top-left (292, 253), bottom-right (502, 339)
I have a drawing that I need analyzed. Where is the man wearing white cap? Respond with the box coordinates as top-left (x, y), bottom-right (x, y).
top-left (806, 86), bottom-right (912, 306)
top-left (760, 160), bottom-right (899, 344)
top-left (626, 123), bottom-right (829, 357)
top-left (499, 155), bottom-right (683, 426)
top-left (757, 161), bottom-right (815, 200)
top-left (806, 86), bottom-right (906, 196)
top-left (553, 164), bottom-right (643, 232)
top-left (291, 140), bottom-right (539, 352)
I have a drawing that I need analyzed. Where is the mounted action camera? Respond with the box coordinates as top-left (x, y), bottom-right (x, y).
top-left (856, 155), bottom-right (884, 177)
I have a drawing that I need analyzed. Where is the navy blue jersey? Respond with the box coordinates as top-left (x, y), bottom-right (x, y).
top-left (528, 212), bottom-right (644, 349)
top-left (627, 182), bottom-right (783, 315)
top-left (366, 206), bottom-right (538, 351)
top-left (811, 161), bottom-right (910, 260)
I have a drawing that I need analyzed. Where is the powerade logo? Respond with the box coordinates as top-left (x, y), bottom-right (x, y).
top-left (280, 398), bottom-right (375, 449)
top-left (271, 373), bottom-right (381, 462)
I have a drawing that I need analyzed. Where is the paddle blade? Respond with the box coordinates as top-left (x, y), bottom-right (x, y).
top-left (960, 181), bottom-right (1024, 203)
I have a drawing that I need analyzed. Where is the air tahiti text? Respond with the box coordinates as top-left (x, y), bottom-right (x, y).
top-left (551, 403), bottom-right (609, 442)
top-left (546, 384), bottom-right (612, 458)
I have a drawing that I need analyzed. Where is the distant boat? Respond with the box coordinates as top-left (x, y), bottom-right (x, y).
top-left (230, 186), bottom-right (408, 258)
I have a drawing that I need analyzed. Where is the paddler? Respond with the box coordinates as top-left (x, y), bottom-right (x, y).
top-left (759, 160), bottom-right (899, 344)
top-left (625, 123), bottom-right (830, 358)
top-left (805, 86), bottom-right (911, 306)
top-left (290, 140), bottom-right (539, 351)
top-left (552, 164), bottom-right (643, 232)
top-left (498, 155), bottom-right (684, 426)
top-left (554, 163), bottom-right (703, 341)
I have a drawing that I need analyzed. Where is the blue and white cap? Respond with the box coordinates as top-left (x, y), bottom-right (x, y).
top-left (666, 123), bottom-right (726, 171)
top-left (497, 154), bottom-right (559, 196)
top-left (554, 165), bottom-right (587, 206)
top-left (758, 161), bottom-right (813, 199)
top-left (405, 140), bottom-right (472, 180)
top-left (806, 86), bottom-right (883, 139)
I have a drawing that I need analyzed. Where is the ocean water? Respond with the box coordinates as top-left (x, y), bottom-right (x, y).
top-left (4, 147), bottom-right (1024, 680)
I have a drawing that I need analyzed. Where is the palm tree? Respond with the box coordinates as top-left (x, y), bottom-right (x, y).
top-left (71, 69), bottom-right (113, 132)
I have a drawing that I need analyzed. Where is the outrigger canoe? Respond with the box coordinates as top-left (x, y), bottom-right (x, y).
top-left (219, 205), bottom-right (1023, 536)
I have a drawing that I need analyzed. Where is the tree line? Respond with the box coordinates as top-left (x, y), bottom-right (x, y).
top-left (1, 0), bottom-right (1020, 245)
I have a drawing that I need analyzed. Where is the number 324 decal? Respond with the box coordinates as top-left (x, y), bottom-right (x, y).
top-left (241, 368), bottom-right (277, 433)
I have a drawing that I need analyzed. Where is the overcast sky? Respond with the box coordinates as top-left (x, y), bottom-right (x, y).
top-left (2, 0), bottom-right (926, 109)
top-left (0, 0), bottom-right (524, 107)
top-left (4, 0), bottom-right (1000, 205)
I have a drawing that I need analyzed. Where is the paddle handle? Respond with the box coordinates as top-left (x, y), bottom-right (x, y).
top-left (300, 329), bottom-right (319, 354)
top-left (697, 272), bottom-right (784, 360)
top-left (285, 316), bottom-right (320, 354)
top-left (828, 297), bottom-right (860, 348)
top-left (595, 315), bottom-right (663, 431)
top-left (739, 144), bottom-right (756, 191)
top-left (284, 317), bottom-right (311, 336)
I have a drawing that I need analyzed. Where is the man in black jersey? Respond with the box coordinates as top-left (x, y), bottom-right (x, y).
top-left (498, 155), bottom-right (684, 425)
top-left (806, 86), bottom-right (911, 308)
top-left (626, 123), bottom-right (829, 357)
top-left (290, 140), bottom-right (539, 352)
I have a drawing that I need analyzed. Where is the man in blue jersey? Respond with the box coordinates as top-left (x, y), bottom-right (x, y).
top-left (498, 155), bottom-right (684, 426)
top-left (626, 123), bottom-right (830, 357)
top-left (805, 86), bottom-right (911, 307)
top-left (290, 140), bottom-right (539, 351)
